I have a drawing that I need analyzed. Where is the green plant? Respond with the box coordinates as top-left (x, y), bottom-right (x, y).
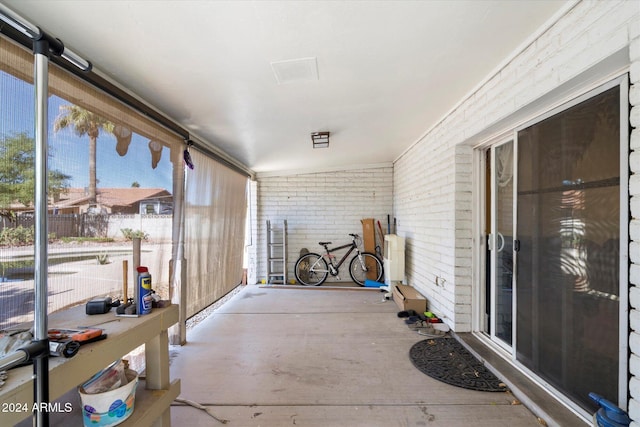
top-left (120, 228), bottom-right (149, 241)
top-left (60, 236), bottom-right (114, 244)
top-left (0, 225), bottom-right (35, 246)
top-left (0, 132), bottom-right (70, 208)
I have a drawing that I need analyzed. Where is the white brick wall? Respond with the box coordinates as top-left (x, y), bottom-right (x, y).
top-left (393, 5), bottom-right (640, 420)
top-left (246, 179), bottom-right (259, 285)
top-left (106, 214), bottom-right (172, 242)
top-left (629, 0), bottom-right (640, 422)
top-left (254, 166), bottom-right (393, 284)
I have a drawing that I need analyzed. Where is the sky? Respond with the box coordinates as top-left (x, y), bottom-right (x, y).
top-left (0, 70), bottom-right (173, 192)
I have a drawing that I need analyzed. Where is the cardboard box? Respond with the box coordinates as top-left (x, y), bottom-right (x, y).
top-left (393, 284), bottom-right (427, 313)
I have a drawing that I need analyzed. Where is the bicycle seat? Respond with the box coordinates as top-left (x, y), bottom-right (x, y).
top-left (318, 241), bottom-right (331, 246)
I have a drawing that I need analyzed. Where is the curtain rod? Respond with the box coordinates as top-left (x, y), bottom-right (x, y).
top-left (189, 139), bottom-right (254, 179)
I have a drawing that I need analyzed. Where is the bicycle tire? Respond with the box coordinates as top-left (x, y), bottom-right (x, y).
top-left (294, 253), bottom-right (329, 286)
top-left (349, 252), bottom-right (384, 286)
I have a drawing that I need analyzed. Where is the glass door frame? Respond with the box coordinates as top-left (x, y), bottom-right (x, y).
top-left (511, 75), bottom-right (629, 410)
top-left (489, 139), bottom-right (516, 353)
top-left (473, 133), bottom-right (518, 357)
top-left (472, 74), bottom-right (629, 415)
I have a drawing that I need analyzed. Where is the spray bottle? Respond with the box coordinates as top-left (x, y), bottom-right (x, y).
top-left (136, 266), bottom-right (152, 315)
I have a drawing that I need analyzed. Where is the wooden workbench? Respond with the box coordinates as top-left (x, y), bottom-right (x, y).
top-left (0, 304), bottom-right (180, 426)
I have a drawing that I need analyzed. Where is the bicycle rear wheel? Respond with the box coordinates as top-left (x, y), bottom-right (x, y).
top-left (349, 252), bottom-right (384, 286)
top-left (294, 253), bottom-right (328, 286)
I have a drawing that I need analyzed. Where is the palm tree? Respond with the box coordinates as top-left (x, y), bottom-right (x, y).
top-left (54, 105), bottom-right (114, 204)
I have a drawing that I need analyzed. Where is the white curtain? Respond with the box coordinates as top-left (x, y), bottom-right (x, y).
top-left (184, 149), bottom-right (248, 318)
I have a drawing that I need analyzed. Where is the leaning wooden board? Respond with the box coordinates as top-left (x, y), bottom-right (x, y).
top-left (361, 218), bottom-right (378, 280)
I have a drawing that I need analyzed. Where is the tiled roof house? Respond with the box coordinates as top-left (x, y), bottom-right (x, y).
top-left (55, 187), bottom-right (172, 214)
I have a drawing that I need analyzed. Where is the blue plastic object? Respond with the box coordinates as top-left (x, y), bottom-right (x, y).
top-left (364, 279), bottom-right (384, 288)
top-left (589, 392), bottom-right (630, 427)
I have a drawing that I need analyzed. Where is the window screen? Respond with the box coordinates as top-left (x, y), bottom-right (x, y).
top-left (1, 36), bottom-right (182, 329)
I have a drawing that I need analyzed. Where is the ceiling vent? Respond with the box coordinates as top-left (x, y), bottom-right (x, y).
top-left (271, 57), bottom-right (318, 84)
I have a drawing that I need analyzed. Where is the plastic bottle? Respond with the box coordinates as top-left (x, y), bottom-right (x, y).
top-left (136, 266), bottom-right (152, 315)
top-left (589, 392), bottom-right (630, 427)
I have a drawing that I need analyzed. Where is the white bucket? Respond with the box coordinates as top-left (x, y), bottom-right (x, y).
top-left (78, 369), bottom-right (138, 427)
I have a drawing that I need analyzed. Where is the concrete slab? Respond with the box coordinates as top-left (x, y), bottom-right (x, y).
top-left (215, 285), bottom-right (390, 314)
top-left (171, 403), bottom-right (541, 427)
top-left (169, 285), bottom-right (542, 426)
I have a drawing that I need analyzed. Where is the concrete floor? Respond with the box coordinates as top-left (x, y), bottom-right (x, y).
top-left (169, 285), bottom-right (543, 427)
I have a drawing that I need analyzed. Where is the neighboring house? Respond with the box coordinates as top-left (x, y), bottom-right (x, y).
top-left (1, 187), bottom-right (173, 239)
top-left (55, 187), bottom-right (173, 215)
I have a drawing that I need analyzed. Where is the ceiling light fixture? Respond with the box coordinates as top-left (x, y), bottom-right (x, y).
top-left (311, 132), bottom-right (330, 149)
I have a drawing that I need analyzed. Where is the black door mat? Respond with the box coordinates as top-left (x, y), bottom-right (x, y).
top-left (409, 337), bottom-right (508, 392)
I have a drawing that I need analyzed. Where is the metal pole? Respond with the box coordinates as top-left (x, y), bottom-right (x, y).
top-left (33, 38), bottom-right (50, 427)
top-left (0, 350), bottom-right (28, 372)
top-left (0, 6), bottom-right (94, 426)
top-left (133, 237), bottom-right (141, 316)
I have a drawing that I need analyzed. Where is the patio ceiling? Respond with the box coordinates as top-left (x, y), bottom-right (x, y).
top-left (2, 0), bottom-right (571, 174)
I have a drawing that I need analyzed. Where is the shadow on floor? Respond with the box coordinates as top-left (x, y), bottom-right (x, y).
top-left (169, 285), bottom-right (557, 427)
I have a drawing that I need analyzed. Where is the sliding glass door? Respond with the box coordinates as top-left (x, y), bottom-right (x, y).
top-left (487, 141), bottom-right (514, 349)
top-left (516, 83), bottom-right (623, 411)
top-left (479, 77), bottom-right (628, 413)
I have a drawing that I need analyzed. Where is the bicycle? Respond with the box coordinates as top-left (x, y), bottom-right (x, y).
top-left (294, 233), bottom-right (384, 286)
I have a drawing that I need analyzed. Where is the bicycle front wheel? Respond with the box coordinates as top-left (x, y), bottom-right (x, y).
top-left (294, 253), bottom-right (329, 286)
top-left (349, 252), bottom-right (384, 286)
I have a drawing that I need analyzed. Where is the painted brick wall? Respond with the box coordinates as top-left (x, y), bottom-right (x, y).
top-left (394, 0), bottom-right (638, 342)
top-left (254, 166), bottom-right (393, 284)
top-left (247, 179), bottom-right (259, 285)
top-left (393, 126), bottom-right (473, 327)
top-left (628, 10), bottom-right (640, 426)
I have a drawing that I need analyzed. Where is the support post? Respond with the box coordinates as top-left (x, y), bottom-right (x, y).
top-left (32, 37), bottom-right (51, 427)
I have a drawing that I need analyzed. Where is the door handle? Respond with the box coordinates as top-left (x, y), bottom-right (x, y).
top-left (496, 232), bottom-right (505, 252)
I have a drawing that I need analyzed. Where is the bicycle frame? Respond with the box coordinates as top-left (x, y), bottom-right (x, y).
top-left (325, 242), bottom-right (357, 268)
top-left (314, 235), bottom-right (366, 277)
top-left (295, 233), bottom-right (382, 286)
